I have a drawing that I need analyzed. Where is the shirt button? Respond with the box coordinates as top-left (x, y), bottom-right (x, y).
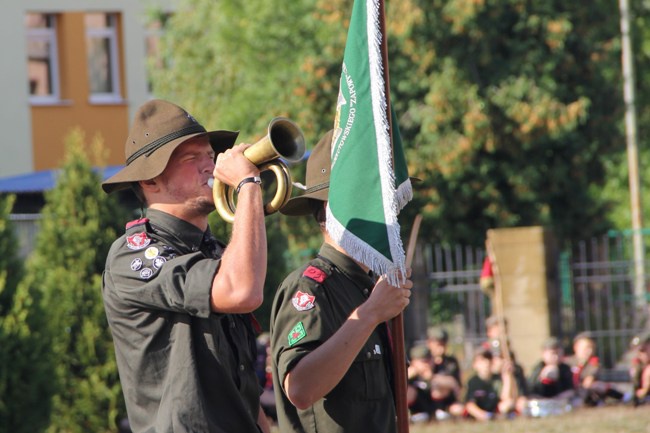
top-left (366, 352), bottom-right (372, 359)
top-left (363, 289), bottom-right (369, 296)
top-left (240, 364), bottom-right (245, 371)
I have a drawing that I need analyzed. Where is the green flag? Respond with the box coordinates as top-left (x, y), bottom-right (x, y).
top-left (327, 0), bottom-right (412, 285)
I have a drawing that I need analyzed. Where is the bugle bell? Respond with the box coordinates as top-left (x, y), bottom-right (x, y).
top-left (212, 117), bottom-right (305, 223)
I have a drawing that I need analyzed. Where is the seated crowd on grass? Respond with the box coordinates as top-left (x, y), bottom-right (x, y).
top-left (403, 318), bottom-right (650, 423)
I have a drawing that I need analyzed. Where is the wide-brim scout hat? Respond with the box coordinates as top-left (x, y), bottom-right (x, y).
top-left (102, 99), bottom-right (239, 193)
top-left (279, 129), bottom-right (333, 216)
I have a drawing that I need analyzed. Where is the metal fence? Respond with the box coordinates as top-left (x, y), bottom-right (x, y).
top-left (562, 231), bottom-right (650, 367)
top-left (421, 243), bottom-right (489, 348)
top-left (9, 213), bottom-right (41, 259)
top-left (415, 231), bottom-right (650, 370)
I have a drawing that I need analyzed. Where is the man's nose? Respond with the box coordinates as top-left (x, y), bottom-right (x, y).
top-left (203, 156), bottom-right (216, 172)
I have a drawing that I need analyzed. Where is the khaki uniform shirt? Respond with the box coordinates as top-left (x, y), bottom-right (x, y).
top-left (270, 243), bottom-right (396, 433)
top-left (102, 209), bottom-right (260, 433)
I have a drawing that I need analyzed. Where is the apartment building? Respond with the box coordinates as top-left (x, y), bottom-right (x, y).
top-left (0, 0), bottom-right (178, 178)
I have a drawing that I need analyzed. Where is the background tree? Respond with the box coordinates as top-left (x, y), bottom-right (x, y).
top-left (0, 194), bottom-right (54, 433)
top-left (0, 195), bottom-right (23, 312)
top-left (18, 129), bottom-right (128, 433)
top-left (398, 0), bottom-right (623, 246)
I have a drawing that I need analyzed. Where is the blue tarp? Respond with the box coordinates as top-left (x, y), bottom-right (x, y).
top-left (0, 150), bottom-right (311, 194)
top-left (0, 166), bottom-right (124, 193)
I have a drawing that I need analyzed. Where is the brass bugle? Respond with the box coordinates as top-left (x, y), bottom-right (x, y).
top-left (212, 117), bottom-right (305, 223)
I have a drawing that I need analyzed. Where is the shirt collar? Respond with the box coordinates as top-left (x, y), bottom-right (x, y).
top-left (318, 243), bottom-right (375, 289)
top-left (146, 208), bottom-right (207, 251)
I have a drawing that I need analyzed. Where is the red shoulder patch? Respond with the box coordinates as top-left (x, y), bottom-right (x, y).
top-left (303, 265), bottom-right (327, 283)
top-left (126, 218), bottom-right (149, 229)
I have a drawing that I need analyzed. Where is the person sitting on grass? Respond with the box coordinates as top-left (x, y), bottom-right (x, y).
top-left (630, 332), bottom-right (650, 406)
top-left (406, 344), bottom-right (435, 422)
top-left (464, 348), bottom-right (516, 421)
top-left (426, 328), bottom-right (464, 420)
top-left (529, 337), bottom-right (575, 400)
top-left (565, 332), bottom-right (624, 406)
top-left (489, 339), bottom-right (529, 414)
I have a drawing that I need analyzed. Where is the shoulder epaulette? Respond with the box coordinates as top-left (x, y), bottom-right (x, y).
top-left (301, 258), bottom-right (332, 283)
top-left (126, 218), bottom-right (149, 229)
top-left (303, 265), bottom-right (327, 283)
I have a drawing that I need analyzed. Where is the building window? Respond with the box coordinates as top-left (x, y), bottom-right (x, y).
top-left (26, 13), bottom-right (60, 104)
top-left (144, 12), bottom-right (172, 96)
top-left (85, 13), bottom-right (122, 103)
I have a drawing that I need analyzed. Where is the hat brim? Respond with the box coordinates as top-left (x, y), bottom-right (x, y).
top-left (102, 130), bottom-right (238, 194)
top-left (279, 185), bottom-right (328, 216)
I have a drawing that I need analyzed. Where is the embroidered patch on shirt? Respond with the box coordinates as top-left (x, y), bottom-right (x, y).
top-left (130, 258), bottom-right (143, 271)
top-left (126, 232), bottom-right (151, 250)
top-left (140, 268), bottom-right (154, 279)
top-left (288, 322), bottom-right (307, 346)
top-left (302, 265), bottom-right (327, 283)
top-left (144, 246), bottom-right (159, 260)
top-left (152, 256), bottom-right (166, 269)
top-left (291, 290), bottom-right (316, 311)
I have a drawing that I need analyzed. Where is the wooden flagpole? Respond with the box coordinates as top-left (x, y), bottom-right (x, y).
top-left (485, 236), bottom-right (518, 405)
top-left (377, 1), bottom-right (413, 431)
top-left (392, 215), bottom-right (421, 433)
top-left (376, 1), bottom-right (414, 430)
top-left (372, 0), bottom-right (408, 433)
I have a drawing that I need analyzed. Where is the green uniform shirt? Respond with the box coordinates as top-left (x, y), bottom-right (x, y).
top-left (270, 243), bottom-right (396, 433)
top-left (102, 209), bottom-right (260, 433)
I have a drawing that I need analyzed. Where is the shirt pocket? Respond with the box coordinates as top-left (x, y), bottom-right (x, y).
top-left (329, 341), bottom-right (390, 401)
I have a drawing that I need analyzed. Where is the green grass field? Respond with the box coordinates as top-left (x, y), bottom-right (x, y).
top-left (270, 405), bottom-right (650, 433)
top-left (409, 405), bottom-right (650, 433)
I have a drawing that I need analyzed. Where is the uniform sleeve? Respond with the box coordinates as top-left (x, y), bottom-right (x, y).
top-left (271, 270), bottom-right (330, 393)
top-left (582, 357), bottom-right (600, 379)
top-left (103, 237), bottom-right (219, 318)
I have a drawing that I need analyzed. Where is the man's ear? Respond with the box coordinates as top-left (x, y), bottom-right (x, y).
top-left (139, 178), bottom-right (159, 193)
